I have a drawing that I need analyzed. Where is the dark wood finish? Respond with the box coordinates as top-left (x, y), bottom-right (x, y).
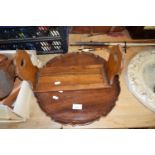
top-left (36, 77), bottom-right (120, 125)
top-left (14, 48), bottom-right (123, 125)
top-left (126, 26), bottom-right (155, 39)
top-left (35, 64), bottom-right (110, 92)
top-left (71, 26), bottom-right (124, 34)
top-left (36, 52), bottom-right (121, 125)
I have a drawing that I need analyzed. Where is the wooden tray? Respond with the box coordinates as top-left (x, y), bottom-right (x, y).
top-left (14, 46), bottom-right (124, 125)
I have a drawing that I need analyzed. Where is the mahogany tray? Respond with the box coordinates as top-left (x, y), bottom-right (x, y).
top-left (14, 46), bottom-right (124, 125)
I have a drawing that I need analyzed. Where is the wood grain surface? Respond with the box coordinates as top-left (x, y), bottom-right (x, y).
top-left (35, 64), bottom-right (110, 92)
top-left (35, 52), bottom-right (121, 125)
top-left (15, 50), bottom-right (38, 88)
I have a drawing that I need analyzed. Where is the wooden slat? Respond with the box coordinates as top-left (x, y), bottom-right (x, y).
top-left (39, 64), bottom-right (104, 76)
top-left (35, 64), bottom-right (109, 92)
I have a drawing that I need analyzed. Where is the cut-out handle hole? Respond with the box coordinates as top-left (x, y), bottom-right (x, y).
top-left (20, 59), bottom-right (25, 67)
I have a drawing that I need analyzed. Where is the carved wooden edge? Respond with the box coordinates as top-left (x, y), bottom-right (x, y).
top-left (49, 102), bottom-right (117, 126)
top-left (36, 76), bottom-right (121, 125)
top-left (35, 51), bottom-right (121, 125)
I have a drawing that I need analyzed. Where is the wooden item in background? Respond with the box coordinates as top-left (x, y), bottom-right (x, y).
top-left (0, 54), bottom-right (15, 99)
top-left (126, 26), bottom-right (155, 39)
top-left (71, 26), bottom-right (124, 34)
top-left (1, 78), bottom-right (21, 108)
